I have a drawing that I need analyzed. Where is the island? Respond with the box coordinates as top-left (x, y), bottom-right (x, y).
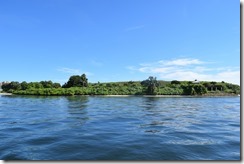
top-left (0, 74), bottom-right (240, 96)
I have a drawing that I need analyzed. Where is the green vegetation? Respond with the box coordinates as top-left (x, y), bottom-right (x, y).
top-left (1, 74), bottom-right (240, 96)
top-left (141, 76), bottom-right (159, 95)
top-left (62, 74), bottom-right (88, 88)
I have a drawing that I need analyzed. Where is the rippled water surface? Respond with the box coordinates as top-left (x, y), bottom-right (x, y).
top-left (0, 95), bottom-right (240, 160)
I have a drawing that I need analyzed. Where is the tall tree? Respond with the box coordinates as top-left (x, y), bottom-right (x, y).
top-left (64, 75), bottom-right (81, 88)
top-left (2, 81), bottom-right (21, 92)
top-left (63, 74), bottom-right (88, 88)
top-left (52, 83), bottom-right (61, 88)
top-left (40, 80), bottom-right (53, 88)
top-left (20, 81), bottom-right (28, 90)
top-left (141, 76), bottom-right (159, 95)
top-left (80, 74), bottom-right (88, 87)
top-left (171, 80), bottom-right (181, 85)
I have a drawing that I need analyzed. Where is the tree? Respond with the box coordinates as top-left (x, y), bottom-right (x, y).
top-left (1, 83), bottom-right (10, 92)
top-left (215, 83), bottom-right (226, 91)
top-left (40, 81), bottom-right (53, 88)
top-left (28, 82), bottom-right (43, 89)
top-left (193, 84), bottom-right (207, 95)
top-left (141, 76), bottom-right (159, 95)
top-left (80, 74), bottom-right (88, 87)
top-left (203, 82), bottom-right (212, 91)
top-left (181, 84), bottom-right (207, 95)
top-left (63, 74), bottom-right (88, 88)
top-left (21, 81), bottom-right (28, 90)
top-left (226, 84), bottom-right (240, 94)
top-left (52, 83), bottom-right (61, 88)
top-left (2, 81), bottom-right (21, 92)
top-left (171, 80), bottom-right (181, 85)
top-left (63, 75), bottom-right (81, 88)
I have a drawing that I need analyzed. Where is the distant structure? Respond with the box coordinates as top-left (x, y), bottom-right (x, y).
top-left (192, 79), bottom-right (200, 84)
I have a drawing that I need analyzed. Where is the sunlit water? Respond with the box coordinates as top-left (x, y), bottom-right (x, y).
top-left (0, 95), bottom-right (240, 160)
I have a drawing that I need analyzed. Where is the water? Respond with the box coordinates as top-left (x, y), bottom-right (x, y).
top-left (0, 95), bottom-right (240, 160)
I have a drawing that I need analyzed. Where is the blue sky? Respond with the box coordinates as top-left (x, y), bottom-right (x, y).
top-left (0, 0), bottom-right (240, 84)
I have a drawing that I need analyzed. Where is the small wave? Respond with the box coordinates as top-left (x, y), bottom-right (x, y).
top-left (145, 130), bottom-right (161, 133)
top-left (1, 153), bottom-right (25, 160)
top-left (167, 139), bottom-right (218, 145)
top-left (26, 136), bottom-right (60, 146)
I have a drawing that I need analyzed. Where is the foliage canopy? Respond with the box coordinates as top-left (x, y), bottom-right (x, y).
top-left (1, 75), bottom-right (240, 96)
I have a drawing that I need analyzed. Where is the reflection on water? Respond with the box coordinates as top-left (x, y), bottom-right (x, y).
top-left (0, 96), bottom-right (240, 160)
top-left (66, 96), bottom-right (89, 127)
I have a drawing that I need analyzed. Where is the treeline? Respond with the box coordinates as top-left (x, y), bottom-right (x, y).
top-left (1, 81), bottom-right (61, 93)
top-left (1, 74), bottom-right (240, 96)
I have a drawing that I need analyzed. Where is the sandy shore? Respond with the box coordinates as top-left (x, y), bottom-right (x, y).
top-left (0, 93), bottom-right (12, 95)
top-left (103, 95), bottom-right (136, 97)
top-left (101, 95), bottom-right (200, 97)
top-left (100, 94), bottom-right (239, 97)
top-left (104, 95), bottom-right (191, 97)
top-left (0, 93), bottom-right (238, 97)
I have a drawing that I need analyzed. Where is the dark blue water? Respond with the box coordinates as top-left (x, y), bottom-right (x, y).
top-left (0, 95), bottom-right (240, 160)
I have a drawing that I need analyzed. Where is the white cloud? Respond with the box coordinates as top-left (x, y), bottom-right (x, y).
top-left (159, 58), bottom-right (203, 66)
top-left (194, 66), bottom-right (214, 73)
top-left (126, 58), bottom-right (240, 85)
top-left (215, 71), bottom-right (240, 84)
top-left (57, 67), bottom-right (81, 74)
top-left (57, 67), bottom-right (93, 76)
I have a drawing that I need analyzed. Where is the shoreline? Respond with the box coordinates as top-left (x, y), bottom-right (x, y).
top-left (100, 94), bottom-right (239, 97)
top-left (0, 93), bottom-right (13, 95)
top-left (1, 93), bottom-right (239, 97)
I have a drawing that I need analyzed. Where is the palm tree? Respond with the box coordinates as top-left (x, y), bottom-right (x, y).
top-left (80, 74), bottom-right (88, 87)
top-left (141, 76), bottom-right (159, 95)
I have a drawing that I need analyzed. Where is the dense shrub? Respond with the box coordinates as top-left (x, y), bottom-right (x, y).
top-left (5, 75), bottom-right (240, 96)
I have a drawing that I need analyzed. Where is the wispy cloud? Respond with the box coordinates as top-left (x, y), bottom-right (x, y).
top-left (127, 58), bottom-right (240, 85)
top-left (57, 67), bottom-right (93, 76)
top-left (91, 60), bottom-right (103, 67)
top-left (124, 25), bottom-right (144, 32)
top-left (160, 58), bottom-right (204, 66)
top-left (57, 67), bottom-right (81, 74)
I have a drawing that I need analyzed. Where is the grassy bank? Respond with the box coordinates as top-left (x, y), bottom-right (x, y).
top-left (1, 75), bottom-right (240, 96)
top-left (10, 82), bottom-right (239, 96)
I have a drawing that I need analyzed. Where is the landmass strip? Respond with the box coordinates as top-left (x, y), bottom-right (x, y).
top-left (0, 75), bottom-right (240, 96)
